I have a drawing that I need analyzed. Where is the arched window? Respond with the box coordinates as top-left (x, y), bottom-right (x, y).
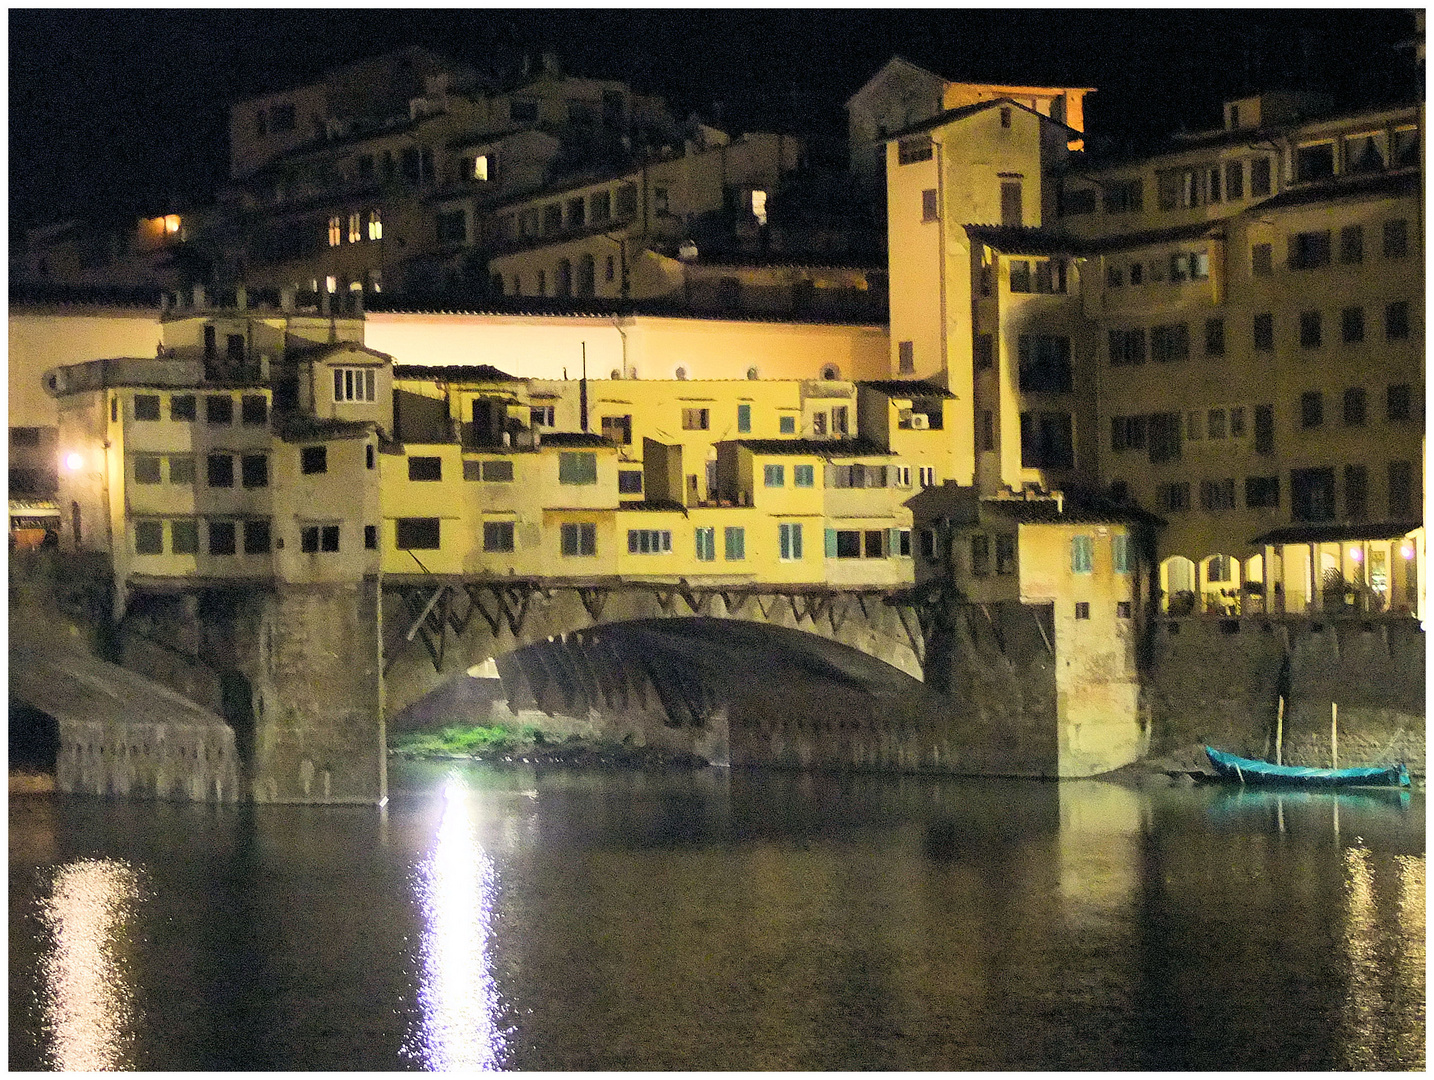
top-left (556, 259), bottom-right (572, 297)
top-left (577, 253), bottom-right (596, 297)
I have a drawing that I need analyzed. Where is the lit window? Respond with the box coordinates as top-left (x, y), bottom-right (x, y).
top-left (333, 367), bottom-right (376, 403)
top-left (474, 155), bottom-right (489, 182)
top-left (328, 217), bottom-right (341, 247)
top-left (348, 212), bottom-right (361, 244)
top-left (325, 276), bottom-right (337, 294)
top-left (367, 210), bottom-right (382, 241)
top-left (751, 190), bottom-right (767, 226)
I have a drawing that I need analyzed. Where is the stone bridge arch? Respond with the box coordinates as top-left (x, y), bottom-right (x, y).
top-left (380, 577), bottom-right (931, 718)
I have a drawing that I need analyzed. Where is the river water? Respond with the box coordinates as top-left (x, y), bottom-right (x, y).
top-left (9, 762), bottom-right (1425, 1071)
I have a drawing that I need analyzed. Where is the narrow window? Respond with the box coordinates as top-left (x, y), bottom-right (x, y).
top-left (695, 527), bottom-right (716, 562)
top-left (1385, 300), bottom-right (1410, 340)
top-left (1204, 318), bottom-right (1225, 357)
top-left (898, 340), bottom-right (915, 374)
top-left (1112, 534), bottom-right (1130, 574)
top-left (778, 523), bottom-right (803, 561)
top-left (366, 444), bottom-right (376, 469)
top-left (724, 526), bottom-right (745, 560)
top-left (737, 404), bottom-right (751, 433)
top-left (1071, 535), bottom-right (1094, 574)
top-left (1299, 311), bottom-right (1322, 349)
top-left (921, 189), bottom-right (938, 222)
top-left (365, 525), bottom-right (377, 550)
top-left (1343, 387), bottom-right (1367, 426)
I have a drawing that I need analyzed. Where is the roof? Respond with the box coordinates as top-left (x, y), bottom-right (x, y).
top-left (886, 98), bottom-right (1078, 142)
top-left (1248, 168), bottom-right (1419, 213)
top-left (393, 363), bottom-right (521, 383)
top-left (618, 498), bottom-right (688, 514)
top-left (537, 432), bottom-right (615, 448)
top-left (858, 379), bottom-right (955, 399)
top-left (845, 56), bottom-right (945, 108)
top-left (273, 414), bottom-right (377, 443)
top-left (286, 340), bottom-right (394, 364)
top-left (1082, 219), bottom-right (1226, 255)
top-left (730, 437), bottom-right (890, 457)
top-left (1249, 520), bottom-right (1423, 546)
top-left (962, 225), bottom-right (1086, 257)
top-left (365, 295), bottom-right (885, 328)
top-left (981, 496), bottom-right (1165, 528)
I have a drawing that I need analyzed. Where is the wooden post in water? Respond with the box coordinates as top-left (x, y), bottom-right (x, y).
top-left (1275, 695), bottom-right (1285, 766)
top-left (1330, 701), bottom-right (1339, 769)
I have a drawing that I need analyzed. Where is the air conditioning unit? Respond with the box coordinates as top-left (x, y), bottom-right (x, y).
top-left (909, 414), bottom-right (930, 430)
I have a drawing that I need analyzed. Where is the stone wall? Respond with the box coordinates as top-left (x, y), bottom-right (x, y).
top-left (55, 716), bottom-right (239, 802)
top-left (1146, 617), bottom-right (1425, 779)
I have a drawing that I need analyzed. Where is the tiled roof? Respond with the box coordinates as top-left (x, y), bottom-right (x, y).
top-left (1248, 168), bottom-right (1419, 213)
top-left (961, 225), bottom-right (1085, 256)
top-left (886, 98), bottom-right (1078, 141)
top-left (273, 415), bottom-right (376, 442)
top-left (537, 432), bottom-right (615, 448)
top-left (858, 379), bottom-right (955, 399)
top-left (1249, 520), bottom-right (1422, 546)
top-left (392, 363), bottom-right (521, 382)
top-left (981, 496), bottom-right (1165, 527)
top-left (730, 437), bottom-right (890, 457)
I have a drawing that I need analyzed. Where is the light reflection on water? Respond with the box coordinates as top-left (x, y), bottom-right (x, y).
top-left (404, 776), bottom-right (507, 1070)
top-left (38, 858), bottom-right (142, 1071)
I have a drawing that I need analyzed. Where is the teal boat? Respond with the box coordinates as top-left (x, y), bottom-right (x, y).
top-left (1204, 747), bottom-right (1410, 788)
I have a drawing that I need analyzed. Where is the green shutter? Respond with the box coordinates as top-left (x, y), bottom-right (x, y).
top-left (889, 528), bottom-right (902, 556)
top-left (825, 529), bottom-right (837, 557)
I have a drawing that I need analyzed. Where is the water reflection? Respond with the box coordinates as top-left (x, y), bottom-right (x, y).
top-left (39, 858), bottom-right (142, 1071)
top-left (406, 777), bottom-right (506, 1070)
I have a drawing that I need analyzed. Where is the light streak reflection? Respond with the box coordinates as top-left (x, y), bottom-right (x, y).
top-left (407, 777), bottom-right (506, 1070)
top-left (39, 858), bottom-right (143, 1071)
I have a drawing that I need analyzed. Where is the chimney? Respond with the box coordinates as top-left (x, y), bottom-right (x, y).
top-left (236, 286), bottom-right (248, 310)
top-left (280, 287), bottom-right (295, 313)
top-left (192, 283), bottom-right (206, 309)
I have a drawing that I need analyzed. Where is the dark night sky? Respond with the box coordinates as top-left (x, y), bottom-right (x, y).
top-left (8, 8), bottom-right (1421, 228)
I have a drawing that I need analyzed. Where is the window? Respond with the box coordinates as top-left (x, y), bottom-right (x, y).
top-left (1129, 262), bottom-right (1143, 285)
top-left (831, 406), bottom-right (849, 436)
top-left (243, 520), bottom-right (271, 555)
top-left (396, 518), bottom-right (440, 550)
top-left (1225, 160), bottom-right (1244, 200)
top-left (236, 395), bottom-right (266, 427)
top-left (681, 408), bottom-right (710, 431)
top-left (347, 212), bottom-right (361, 244)
top-left (408, 456), bottom-right (442, 482)
top-left (778, 523), bottom-right (803, 561)
top-left (328, 216), bottom-right (342, 247)
top-left (618, 469), bottom-right (643, 495)
top-left (830, 530), bottom-right (862, 559)
top-left (1343, 388), bottom-right (1367, 426)
top-left (1075, 602), bottom-right (1091, 621)
top-left (1009, 260), bottom-right (1032, 293)
top-left (365, 525), bottom-right (377, 550)
top-left (1250, 242), bottom-right (1272, 278)
top-left (921, 189), bottom-right (938, 222)
top-left (1106, 264), bottom-right (1123, 288)
top-left (1341, 306), bottom-right (1365, 344)
top-left (367, 210), bottom-right (382, 241)
top-left (1386, 384), bottom-right (1411, 422)
top-left (1204, 318), bottom-right (1225, 357)
top-left (724, 526), bottom-right (745, 560)
top-left (134, 521), bottom-right (163, 555)
top-left (970, 534), bottom-right (991, 576)
top-left (1295, 142), bottom-right (1335, 182)
top-left (1112, 534), bottom-right (1131, 574)
top-left (301, 524), bottom-right (341, 553)
top-left (530, 406), bottom-right (555, 428)
top-left (241, 454), bottom-right (268, 488)
top-left (1019, 412), bottom-right (1075, 469)
top-left (1299, 311), bottom-right (1322, 349)
top-left (1110, 415), bottom-right (1148, 453)
top-left (1388, 461), bottom-right (1414, 517)
top-left (1200, 478), bottom-right (1236, 510)
top-left (169, 519), bottom-right (198, 554)
top-left (207, 454), bottom-right (234, 488)
top-left (1150, 323), bottom-right (1189, 363)
top-left (1385, 301), bottom-right (1410, 341)
top-left (898, 340), bottom-right (915, 374)
top-left (1253, 313), bottom-right (1274, 352)
top-left (123, 394), bottom-right (160, 425)
top-left (560, 522), bottom-right (596, 557)
top-left (995, 534), bottom-right (1016, 575)
top-left (478, 459), bottom-right (514, 483)
top-left (1340, 225), bottom-right (1363, 264)
top-left (1254, 404), bottom-right (1275, 455)
top-left (779, 416), bottom-right (796, 435)
top-left (1033, 259), bottom-right (1067, 293)
top-left (897, 136), bottom-right (932, 164)
top-left (1245, 475), bottom-right (1280, 508)
top-left (1017, 334), bottom-right (1072, 392)
top-left (794, 464), bottom-right (814, 488)
top-left (300, 446), bottom-right (327, 474)
top-left (1344, 465), bottom-right (1369, 521)
top-left (1291, 468), bottom-right (1336, 522)
top-left (1382, 219), bottom-right (1408, 258)
top-left (168, 456), bottom-right (194, 485)
top-left (169, 394), bottom-right (196, 422)
top-left (627, 529), bottom-right (672, 554)
top-left (736, 404), bottom-right (751, 434)
top-left (920, 529), bottom-right (938, 562)
top-left (1300, 391), bottom-right (1323, 428)
top-left (763, 464), bottom-right (785, 488)
top-left (208, 521), bottom-right (236, 556)
top-left (205, 395), bottom-right (232, 425)
top-left (133, 455), bottom-right (163, 484)
top-left (1103, 179), bottom-right (1143, 213)
top-left (471, 520), bottom-right (513, 554)
top-left (1169, 251), bottom-right (1207, 282)
top-left (600, 415), bottom-right (632, 446)
top-left (333, 367), bottom-right (376, 403)
top-left (694, 527), bottom-right (716, 562)
top-left (1289, 230), bottom-right (1331, 269)
top-left (918, 465), bottom-right (936, 488)
top-left (1071, 535), bottom-right (1094, 574)
top-left (1161, 482), bottom-right (1191, 512)
top-left (1207, 408), bottom-right (1226, 440)
top-left (1250, 157), bottom-right (1272, 197)
top-left (1147, 412), bottom-right (1182, 464)
top-left (558, 452), bottom-right (597, 485)
top-left (1109, 328), bottom-right (1146, 366)
top-left (616, 183), bottom-right (638, 218)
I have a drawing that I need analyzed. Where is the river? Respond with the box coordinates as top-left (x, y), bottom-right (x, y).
top-left (8, 761), bottom-right (1425, 1070)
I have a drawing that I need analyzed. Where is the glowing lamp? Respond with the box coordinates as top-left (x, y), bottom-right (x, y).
top-left (1400, 544), bottom-right (1415, 560)
top-left (1349, 547), bottom-right (1363, 562)
top-left (65, 452), bottom-right (84, 472)
top-left (164, 215), bottom-right (181, 234)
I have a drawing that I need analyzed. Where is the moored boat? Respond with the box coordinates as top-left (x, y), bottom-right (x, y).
top-left (1204, 746), bottom-right (1410, 788)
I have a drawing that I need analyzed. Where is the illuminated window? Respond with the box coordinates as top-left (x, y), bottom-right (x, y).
top-left (348, 212), bottom-right (360, 243)
top-left (333, 367), bottom-right (376, 403)
top-left (474, 155), bottom-right (489, 181)
top-left (325, 276), bottom-right (337, 294)
top-left (367, 210), bottom-right (382, 241)
top-left (751, 189), bottom-right (767, 226)
top-left (328, 216), bottom-right (341, 247)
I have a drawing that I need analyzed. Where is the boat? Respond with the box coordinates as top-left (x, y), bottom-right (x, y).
top-left (1204, 746), bottom-right (1410, 788)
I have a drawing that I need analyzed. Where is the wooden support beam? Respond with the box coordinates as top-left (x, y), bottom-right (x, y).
top-left (467, 585), bottom-right (503, 637)
top-left (894, 604), bottom-right (925, 665)
top-left (577, 587), bottom-right (610, 623)
top-left (404, 585), bottom-right (448, 643)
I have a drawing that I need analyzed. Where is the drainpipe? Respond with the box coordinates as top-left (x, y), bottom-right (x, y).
top-left (613, 315), bottom-right (630, 379)
top-left (934, 136), bottom-right (948, 385)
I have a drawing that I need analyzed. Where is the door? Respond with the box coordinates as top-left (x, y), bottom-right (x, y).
top-left (1001, 181), bottom-right (1023, 227)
